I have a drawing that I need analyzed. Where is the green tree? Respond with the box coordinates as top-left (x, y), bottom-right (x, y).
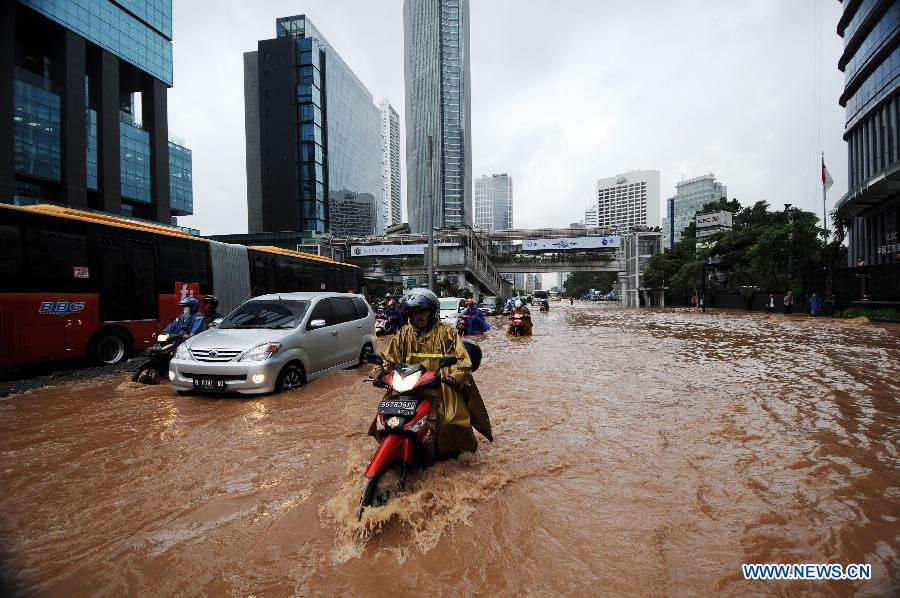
top-left (562, 271), bottom-right (618, 297)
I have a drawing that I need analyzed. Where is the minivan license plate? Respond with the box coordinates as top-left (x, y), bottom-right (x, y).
top-left (378, 399), bottom-right (417, 416)
top-left (193, 376), bottom-right (226, 392)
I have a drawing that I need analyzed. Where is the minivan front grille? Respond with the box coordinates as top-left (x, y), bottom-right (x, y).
top-left (190, 348), bottom-right (243, 362)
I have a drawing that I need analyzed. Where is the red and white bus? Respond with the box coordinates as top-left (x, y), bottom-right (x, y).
top-left (0, 203), bottom-right (361, 368)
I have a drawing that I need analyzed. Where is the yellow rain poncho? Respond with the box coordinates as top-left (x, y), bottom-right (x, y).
top-left (372, 322), bottom-right (492, 456)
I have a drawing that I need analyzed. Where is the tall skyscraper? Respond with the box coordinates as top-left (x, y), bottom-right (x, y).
top-left (662, 173), bottom-right (727, 250)
top-left (2, 0), bottom-right (192, 225)
top-left (474, 173), bottom-right (513, 230)
top-left (594, 170), bottom-right (660, 235)
top-left (836, 0), bottom-right (899, 266)
top-left (404, 0), bottom-right (472, 232)
top-left (380, 100), bottom-right (402, 229)
top-left (244, 15), bottom-right (384, 237)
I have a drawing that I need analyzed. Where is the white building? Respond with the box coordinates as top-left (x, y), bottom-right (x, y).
top-left (584, 206), bottom-right (598, 226)
top-left (474, 173), bottom-right (513, 230)
top-left (594, 170), bottom-right (660, 235)
top-left (379, 100), bottom-right (401, 229)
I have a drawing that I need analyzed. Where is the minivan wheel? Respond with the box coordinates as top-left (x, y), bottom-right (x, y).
top-left (357, 344), bottom-right (374, 368)
top-left (275, 363), bottom-right (306, 393)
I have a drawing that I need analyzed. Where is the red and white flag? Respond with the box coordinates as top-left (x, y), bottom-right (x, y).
top-left (822, 156), bottom-right (833, 192)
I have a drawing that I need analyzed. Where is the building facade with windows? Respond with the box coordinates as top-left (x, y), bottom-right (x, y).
top-left (836, 0), bottom-right (900, 266)
top-left (593, 170), bottom-right (660, 235)
top-left (2, 0), bottom-right (192, 225)
top-left (584, 206), bottom-right (598, 227)
top-left (661, 173), bottom-right (727, 250)
top-left (380, 99), bottom-right (401, 229)
top-left (404, 0), bottom-right (472, 232)
top-left (244, 15), bottom-right (384, 238)
top-left (474, 173), bottom-right (512, 230)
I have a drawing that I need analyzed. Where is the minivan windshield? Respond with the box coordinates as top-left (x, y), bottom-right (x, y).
top-left (218, 300), bottom-right (310, 330)
top-left (440, 298), bottom-right (461, 311)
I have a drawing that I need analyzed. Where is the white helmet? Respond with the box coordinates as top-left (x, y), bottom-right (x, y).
top-left (515, 299), bottom-right (523, 308)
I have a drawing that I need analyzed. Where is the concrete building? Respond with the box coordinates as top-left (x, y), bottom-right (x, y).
top-left (835, 0), bottom-right (900, 267)
top-left (584, 206), bottom-right (598, 227)
top-left (594, 170), bottom-right (660, 235)
top-left (662, 173), bottom-right (727, 250)
top-left (404, 0), bottom-right (472, 232)
top-left (244, 15), bottom-right (383, 237)
top-left (2, 0), bottom-right (192, 225)
top-left (380, 99), bottom-right (401, 229)
top-left (474, 173), bottom-right (513, 230)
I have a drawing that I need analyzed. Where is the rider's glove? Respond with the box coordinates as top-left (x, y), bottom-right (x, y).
top-left (441, 375), bottom-right (460, 391)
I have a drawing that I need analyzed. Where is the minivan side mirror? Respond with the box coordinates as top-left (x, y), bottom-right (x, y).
top-left (438, 356), bottom-right (458, 369)
top-left (308, 319), bottom-right (327, 330)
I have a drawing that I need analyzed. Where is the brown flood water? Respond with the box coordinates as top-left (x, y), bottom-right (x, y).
top-left (1, 303), bottom-right (899, 596)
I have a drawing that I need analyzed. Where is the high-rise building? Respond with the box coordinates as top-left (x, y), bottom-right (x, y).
top-left (380, 99), bottom-right (401, 229)
top-left (594, 170), bottom-right (660, 235)
top-left (245, 15), bottom-right (383, 237)
top-left (663, 173), bottom-right (727, 250)
top-left (584, 206), bottom-right (598, 227)
top-left (404, 0), bottom-right (472, 232)
top-left (2, 0), bottom-right (192, 225)
top-left (835, 0), bottom-right (899, 266)
top-left (474, 173), bottom-right (513, 230)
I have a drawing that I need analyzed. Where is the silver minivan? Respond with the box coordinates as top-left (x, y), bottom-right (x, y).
top-left (168, 292), bottom-right (376, 395)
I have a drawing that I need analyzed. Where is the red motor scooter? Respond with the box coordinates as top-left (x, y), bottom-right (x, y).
top-left (358, 341), bottom-right (482, 519)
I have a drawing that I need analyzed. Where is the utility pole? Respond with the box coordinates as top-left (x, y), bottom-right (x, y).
top-left (426, 135), bottom-right (435, 292)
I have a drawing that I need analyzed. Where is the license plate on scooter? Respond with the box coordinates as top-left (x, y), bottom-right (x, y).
top-left (378, 399), bottom-right (418, 416)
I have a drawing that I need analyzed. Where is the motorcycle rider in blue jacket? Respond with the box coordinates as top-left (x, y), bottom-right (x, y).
top-left (461, 299), bottom-right (491, 335)
top-left (164, 297), bottom-right (207, 341)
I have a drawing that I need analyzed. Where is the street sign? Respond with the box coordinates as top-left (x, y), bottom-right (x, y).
top-left (405, 277), bottom-right (417, 289)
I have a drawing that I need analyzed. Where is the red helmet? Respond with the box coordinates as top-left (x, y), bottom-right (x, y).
top-left (466, 298), bottom-right (474, 306)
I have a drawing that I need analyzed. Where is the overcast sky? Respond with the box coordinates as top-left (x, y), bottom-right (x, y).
top-left (168, 0), bottom-right (847, 235)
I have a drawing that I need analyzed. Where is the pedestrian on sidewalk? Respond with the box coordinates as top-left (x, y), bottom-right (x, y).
top-left (767, 294), bottom-right (775, 314)
top-left (809, 292), bottom-right (822, 316)
top-left (783, 291), bottom-right (794, 314)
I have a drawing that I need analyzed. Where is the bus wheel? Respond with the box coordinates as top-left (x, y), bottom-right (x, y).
top-left (92, 330), bottom-right (128, 365)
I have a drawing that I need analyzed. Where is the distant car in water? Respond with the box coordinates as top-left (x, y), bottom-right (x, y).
top-left (439, 297), bottom-right (467, 321)
top-left (478, 296), bottom-right (499, 315)
top-left (168, 292), bottom-right (376, 395)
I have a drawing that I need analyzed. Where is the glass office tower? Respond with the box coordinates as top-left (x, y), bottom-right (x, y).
top-left (2, 0), bottom-right (192, 224)
top-left (474, 173), bottom-right (513, 230)
top-left (404, 0), bottom-right (472, 233)
top-left (836, 0), bottom-right (900, 266)
top-left (244, 15), bottom-right (384, 238)
top-left (663, 173), bottom-right (727, 250)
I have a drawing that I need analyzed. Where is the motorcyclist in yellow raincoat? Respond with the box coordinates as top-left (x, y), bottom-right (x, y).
top-left (508, 299), bottom-right (533, 335)
top-left (373, 288), bottom-right (492, 457)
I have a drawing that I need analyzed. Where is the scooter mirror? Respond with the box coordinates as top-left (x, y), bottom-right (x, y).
top-left (438, 356), bottom-right (458, 369)
top-left (365, 352), bottom-right (384, 366)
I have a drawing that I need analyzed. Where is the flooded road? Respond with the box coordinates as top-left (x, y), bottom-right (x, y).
top-left (1, 303), bottom-right (898, 596)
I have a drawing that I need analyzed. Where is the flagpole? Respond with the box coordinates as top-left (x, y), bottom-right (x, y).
top-left (822, 151), bottom-right (828, 241)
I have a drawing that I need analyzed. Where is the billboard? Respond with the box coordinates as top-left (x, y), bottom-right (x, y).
top-left (350, 243), bottom-right (455, 257)
top-left (521, 236), bottom-right (620, 251)
top-left (695, 211), bottom-right (733, 229)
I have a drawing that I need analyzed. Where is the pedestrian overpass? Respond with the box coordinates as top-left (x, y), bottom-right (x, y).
top-left (317, 226), bottom-right (632, 298)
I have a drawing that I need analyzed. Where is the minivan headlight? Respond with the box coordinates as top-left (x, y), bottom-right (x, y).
top-left (174, 343), bottom-right (191, 360)
top-left (239, 343), bottom-right (281, 362)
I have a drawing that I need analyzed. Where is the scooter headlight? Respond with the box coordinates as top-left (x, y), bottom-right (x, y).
top-left (157, 333), bottom-right (170, 342)
top-left (174, 343), bottom-right (191, 360)
top-left (391, 371), bottom-right (422, 393)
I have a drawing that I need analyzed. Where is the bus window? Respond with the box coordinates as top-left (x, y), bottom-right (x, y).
top-left (158, 238), bottom-right (212, 294)
top-left (0, 225), bottom-right (22, 289)
top-left (327, 268), bottom-right (341, 291)
top-left (26, 229), bottom-right (90, 292)
top-left (129, 241), bottom-right (158, 320)
top-left (251, 256), bottom-right (276, 296)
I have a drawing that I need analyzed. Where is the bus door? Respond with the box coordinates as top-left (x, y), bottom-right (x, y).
top-left (97, 237), bottom-right (158, 322)
top-left (251, 256), bottom-right (277, 296)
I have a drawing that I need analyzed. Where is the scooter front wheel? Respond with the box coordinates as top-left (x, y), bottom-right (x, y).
top-left (357, 460), bottom-right (407, 520)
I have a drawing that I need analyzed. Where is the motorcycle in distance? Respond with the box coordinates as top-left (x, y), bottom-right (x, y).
top-left (454, 313), bottom-right (470, 336)
top-left (357, 339), bottom-right (482, 520)
top-left (132, 331), bottom-right (182, 384)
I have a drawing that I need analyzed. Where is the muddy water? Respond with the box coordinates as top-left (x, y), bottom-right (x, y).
top-left (1, 304), bottom-right (898, 596)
